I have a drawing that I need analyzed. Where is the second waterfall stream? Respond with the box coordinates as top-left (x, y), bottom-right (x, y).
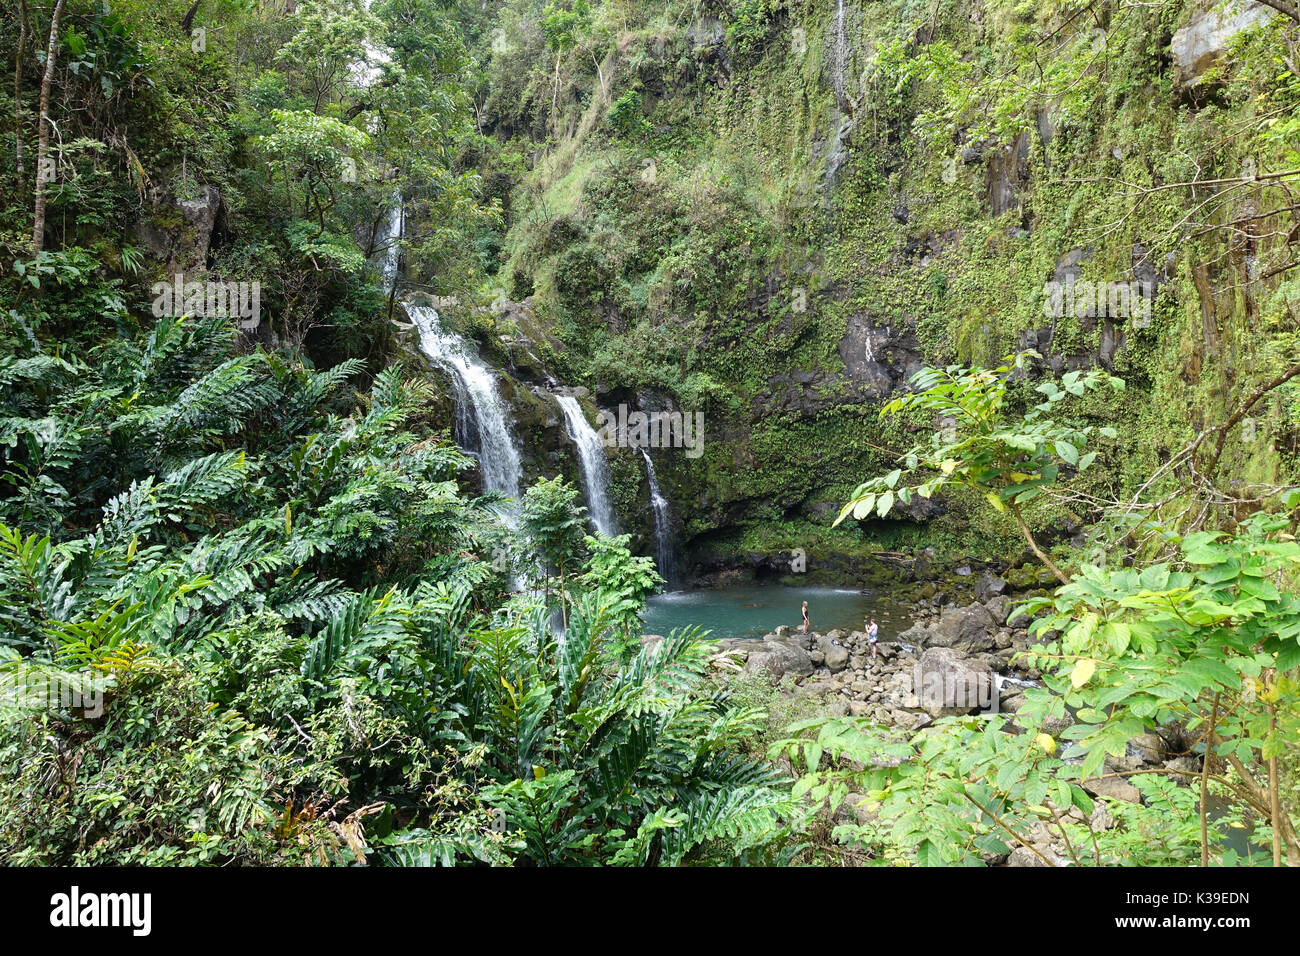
top-left (556, 394), bottom-right (618, 537)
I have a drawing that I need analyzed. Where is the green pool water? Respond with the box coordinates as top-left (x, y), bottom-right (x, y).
top-left (641, 584), bottom-right (914, 643)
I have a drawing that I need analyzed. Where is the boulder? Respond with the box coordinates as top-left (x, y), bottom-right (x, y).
top-left (1082, 775), bottom-right (1142, 805)
top-left (892, 711), bottom-right (932, 732)
top-left (817, 634), bottom-right (851, 673)
top-left (136, 182), bottom-right (224, 275)
top-left (1128, 732), bottom-right (1166, 764)
top-left (1171, 2), bottom-right (1276, 90)
top-left (1007, 846), bottom-right (1051, 867)
top-left (841, 793), bottom-right (878, 826)
top-left (986, 130), bottom-right (1031, 216)
top-left (742, 640), bottom-right (814, 683)
top-left (929, 602), bottom-right (998, 651)
top-left (976, 572), bottom-right (1008, 601)
top-left (796, 680), bottom-right (837, 698)
top-left (1090, 803), bottom-right (1115, 832)
top-left (1000, 691), bottom-right (1027, 713)
top-left (1165, 756), bottom-right (1200, 775)
top-left (826, 697), bottom-right (851, 718)
top-left (984, 595), bottom-right (1012, 626)
top-left (912, 646), bottom-right (997, 714)
top-left (895, 623), bottom-right (931, 648)
top-left (714, 638), bottom-right (767, 658)
top-left (837, 314), bottom-right (924, 401)
top-left (1040, 713), bottom-right (1075, 736)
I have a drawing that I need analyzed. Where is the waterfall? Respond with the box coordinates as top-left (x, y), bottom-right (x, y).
top-left (407, 304), bottom-right (523, 503)
top-left (832, 0), bottom-right (852, 109)
top-left (556, 395), bottom-right (617, 536)
top-left (378, 195), bottom-right (404, 294)
top-left (824, 0), bottom-right (856, 200)
top-left (642, 449), bottom-right (673, 580)
top-left (831, 0), bottom-right (848, 106)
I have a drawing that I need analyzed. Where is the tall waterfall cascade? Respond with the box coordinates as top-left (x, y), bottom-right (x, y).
top-left (407, 304), bottom-right (523, 504)
top-left (378, 196), bottom-right (404, 294)
top-left (556, 395), bottom-right (618, 536)
top-left (831, 0), bottom-right (848, 106)
top-left (642, 450), bottom-right (673, 580)
top-left (824, 0), bottom-right (856, 197)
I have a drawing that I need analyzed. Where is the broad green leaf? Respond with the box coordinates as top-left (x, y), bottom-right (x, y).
top-left (1070, 658), bottom-right (1097, 689)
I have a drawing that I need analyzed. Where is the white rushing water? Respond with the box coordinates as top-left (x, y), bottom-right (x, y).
top-left (556, 394), bottom-right (617, 536)
top-left (831, 0), bottom-right (848, 105)
top-left (407, 304), bottom-right (523, 503)
top-left (378, 195), bottom-right (404, 294)
top-left (642, 449), bottom-right (673, 579)
top-left (823, 0), bottom-right (855, 199)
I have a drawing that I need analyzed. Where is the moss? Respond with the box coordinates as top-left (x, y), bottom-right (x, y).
top-left (467, 0), bottom-right (1300, 575)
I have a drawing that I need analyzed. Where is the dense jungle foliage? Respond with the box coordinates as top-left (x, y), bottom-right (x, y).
top-left (2, 0), bottom-right (1300, 867)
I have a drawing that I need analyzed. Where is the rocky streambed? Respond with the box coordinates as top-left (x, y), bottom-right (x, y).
top-left (674, 572), bottom-right (1205, 866)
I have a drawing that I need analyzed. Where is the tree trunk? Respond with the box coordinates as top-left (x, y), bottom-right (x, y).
top-left (1200, 693), bottom-right (1219, 866)
top-left (1008, 501), bottom-right (1068, 584)
top-left (13, 0), bottom-right (27, 189)
top-left (552, 52), bottom-right (561, 117)
top-left (31, 0), bottom-right (66, 256)
top-left (1270, 701), bottom-right (1283, 867)
top-left (180, 0), bottom-right (203, 33)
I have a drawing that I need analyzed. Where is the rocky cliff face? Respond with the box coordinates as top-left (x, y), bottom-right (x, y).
top-left (456, 0), bottom-right (1297, 578)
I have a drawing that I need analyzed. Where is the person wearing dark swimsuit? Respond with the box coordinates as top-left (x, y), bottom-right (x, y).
top-left (801, 601), bottom-right (810, 633)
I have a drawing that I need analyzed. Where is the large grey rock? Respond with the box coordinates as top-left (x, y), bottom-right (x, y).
top-left (826, 697), bottom-right (851, 718)
top-left (1166, 756), bottom-right (1200, 775)
top-left (895, 623), bottom-right (931, 647)
top-left (929, 603), bottom-right (998, 651)
top-left (1007, 846), bottom-right (1050, 867)
top-left (817, 634), bottom-right (851, 673)
top-left (837, 314), bottom-right (924, 402)
top-left (838, 793), bottom-right (878, 826)
top-left (986, 130), bottom-right (1031, 216)
top-left (984, 595), bottom-right (1012, 626)
top-left (136, 182), bottom-right (224, 275)
top-left (796, 680), bottom-right (837, 698)
top-left (742, 640), bottom-right (815, 683)
top-left (976, 572), bottom-right (1008, 601)
top-left (1082, 775), bottom-right (1142, 805)
top-left (1128, 733), bottom-right (1166, 764)
top-left (1035, 712), bottom-right (1075, 736)
top-left (912, 646), bottom-right (997, 713)
top-left (1171, 2), bottom-right (1276, 90)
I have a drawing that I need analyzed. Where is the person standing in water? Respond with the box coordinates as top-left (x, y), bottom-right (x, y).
top-left (866, 618), bottom-right (879, 660)
top-left (801, 601), bottom-right (810, 633)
